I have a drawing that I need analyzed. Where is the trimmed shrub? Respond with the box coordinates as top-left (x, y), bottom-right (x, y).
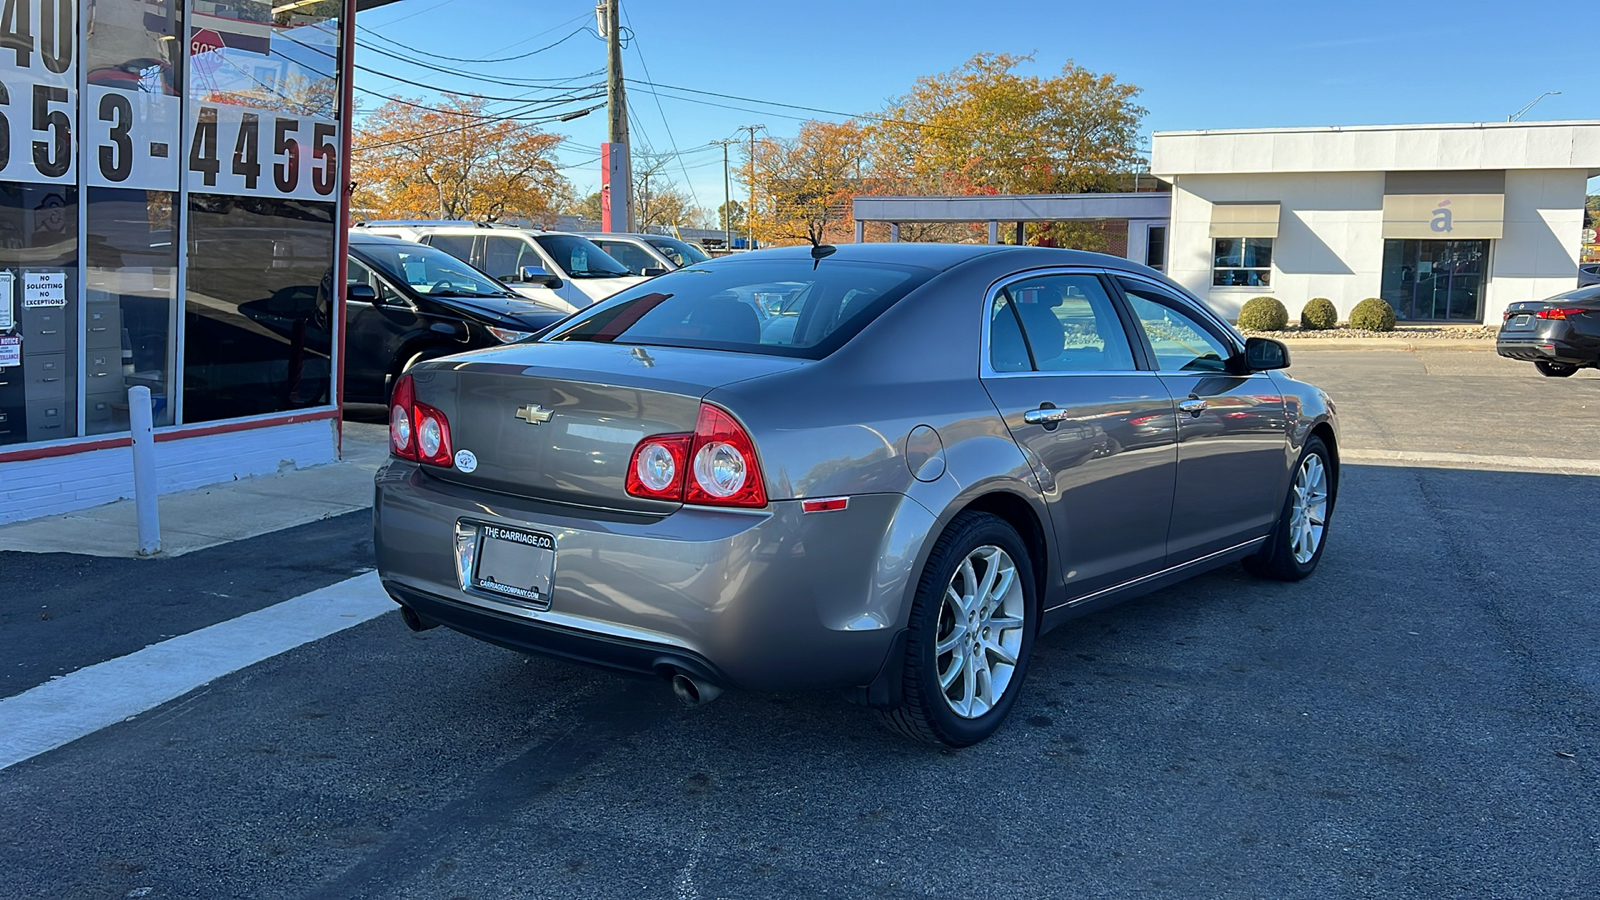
top-left (1349, 297), bottom-right (1397, 332)
top-left (1237, 295), bottom-right (1289, 331)
top-left (1300, 297), bottom-right (1339, 331)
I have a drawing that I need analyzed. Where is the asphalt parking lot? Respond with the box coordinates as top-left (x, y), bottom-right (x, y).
top-left (2, 347), bottom-right (1597, 899)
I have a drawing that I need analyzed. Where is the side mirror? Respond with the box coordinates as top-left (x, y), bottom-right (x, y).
top-left (519, 265), bottom-right (562, 289)
top-left (347, 283), bottom-right (378, 304)
top-left (642, 267), bottom-right (668, 277)
top-left (1243, 336), bottom-right (1290, 371)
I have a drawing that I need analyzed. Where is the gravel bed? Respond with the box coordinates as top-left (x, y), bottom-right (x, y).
top-left (1240, 325), bottom-right (1497, 340)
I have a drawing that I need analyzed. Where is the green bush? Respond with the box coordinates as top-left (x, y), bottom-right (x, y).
top-left (1348, 297), bottom-right (1397, 332)
top-left (1236, 296), bottom-right (1289, 331)
top-left (1300, 297), bottom-right (1339, 331)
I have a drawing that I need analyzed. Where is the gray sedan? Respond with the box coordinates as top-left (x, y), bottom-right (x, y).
top-left (374, 243), bottom-right (1338, 746)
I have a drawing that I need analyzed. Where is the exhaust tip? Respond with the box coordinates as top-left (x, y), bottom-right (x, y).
top-left (671, 672), bottom-right (723, 707)
top-left (399, 605), bottom-right (438, 632)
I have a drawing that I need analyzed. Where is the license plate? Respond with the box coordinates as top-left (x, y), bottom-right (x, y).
top-left (473, 524), bottom-right (556, 608)
top-left (1511, 315), bottom-right (1531, 327)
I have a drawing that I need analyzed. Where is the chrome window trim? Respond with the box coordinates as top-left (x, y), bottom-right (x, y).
top-left (978, 266), bottom-right (1149, 380)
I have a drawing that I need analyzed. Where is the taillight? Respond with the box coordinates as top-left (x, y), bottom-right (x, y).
top-left (626, 434), bottom-right (691, 501)
top-left (390, 375), bottom-right (417, 461)
top-left (624, 403), bottom-right (768, 508)
top-left (1537, 307), bottom-right (1584, 320)
top-left (685, 404), bottom-right (767, 508)
top-left (389, 373), bottom-right (453, 467)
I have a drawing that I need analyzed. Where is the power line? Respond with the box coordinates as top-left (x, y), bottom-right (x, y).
top-left (360, 18), bottom-right (592, 65)
top-left (354, 37), bottom-right (605, 91)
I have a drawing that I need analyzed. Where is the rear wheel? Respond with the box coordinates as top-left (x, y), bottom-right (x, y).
top-left (1535, 360), bottom-right (1579, 377)
top-left (1245, 436), bottom-right (1333, 582)
top-left (879, 512), bottom-right (1036, 747)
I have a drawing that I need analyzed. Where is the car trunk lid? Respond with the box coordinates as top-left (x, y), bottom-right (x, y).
top-left (406, 342), bottom-right (803, 513)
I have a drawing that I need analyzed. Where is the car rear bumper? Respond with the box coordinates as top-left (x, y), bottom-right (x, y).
top-left (1495, 334), bottom-right (1594, 365)
top-left (373, 461), bottom-right (936, 691)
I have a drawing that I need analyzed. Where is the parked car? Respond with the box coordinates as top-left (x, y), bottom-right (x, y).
top-left (1580, 263), bottom-right (1600, 288)
top-left (343, 234), bottom-right (567, 404)
top-left (354, 221), bottom-right (646, 313)
top-left (374, 244), bottom-right (1339, 746)
top-left (582, 232), bottom-right (712, 275)
top-left (1496, 284), bottom-right (1600, 377)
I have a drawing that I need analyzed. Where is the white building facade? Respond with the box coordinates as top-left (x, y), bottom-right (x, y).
top-left (1150, 121), bottom-right (1600, 325)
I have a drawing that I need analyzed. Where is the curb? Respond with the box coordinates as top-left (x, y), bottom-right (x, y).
top-left (1279, 339), bottom-right (1497, 351)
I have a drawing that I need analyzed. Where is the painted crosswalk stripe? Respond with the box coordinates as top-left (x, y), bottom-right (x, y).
top-left (0, 572), bottom-right (393, 772)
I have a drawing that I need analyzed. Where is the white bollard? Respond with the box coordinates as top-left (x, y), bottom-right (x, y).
top-left (129, 385), bottom-right (160, 556)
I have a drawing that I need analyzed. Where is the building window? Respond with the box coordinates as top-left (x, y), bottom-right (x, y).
top-left (1145, 226), bottom-right (1166, 271)
top-left (1212, 238), bottom-right (1273, 287)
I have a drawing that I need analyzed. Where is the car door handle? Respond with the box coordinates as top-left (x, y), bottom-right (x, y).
top-left (1178, 398), bottom-right (1207, 417)
top-left (1024, 407), bottom-right (1072, 425)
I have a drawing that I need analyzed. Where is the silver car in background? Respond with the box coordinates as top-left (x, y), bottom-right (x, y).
top-left (374, 244), bottom-right (1338, 746)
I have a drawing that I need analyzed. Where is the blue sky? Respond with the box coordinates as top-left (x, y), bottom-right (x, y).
top-left (354, 0), bottom-right (1598, 210)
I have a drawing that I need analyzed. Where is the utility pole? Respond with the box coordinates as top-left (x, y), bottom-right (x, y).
top-left (736, 124), bottom-right (763, 251)
top-left (601, 0), bottom-right (632, 231)
top-left (711, 138), bottom-right (737, 252)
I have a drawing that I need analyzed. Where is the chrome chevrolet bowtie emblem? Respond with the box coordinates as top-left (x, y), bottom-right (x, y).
top-left (515, 404), bottom-right (553, 425)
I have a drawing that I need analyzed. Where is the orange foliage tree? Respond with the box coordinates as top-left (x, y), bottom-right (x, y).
top-left (352, 94), bottom-right (572, 223)
top-left (748, 119), bottom-right (869, 246)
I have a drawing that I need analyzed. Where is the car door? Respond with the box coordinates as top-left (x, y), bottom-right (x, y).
top-left (480, 234), bottom-right (572, 310)
top-left (344, 257), bottom-right (422, 402)
top-left (1114, 276), bottom-right (1289, 563)
top-left (979, 270), bottom-right (1179, 600)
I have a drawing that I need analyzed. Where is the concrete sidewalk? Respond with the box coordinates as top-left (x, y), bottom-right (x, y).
top-left (0, 422), bottom-right (389, 559)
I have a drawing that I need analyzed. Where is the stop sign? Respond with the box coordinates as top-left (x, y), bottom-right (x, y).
top-left (190, 28), bottom-right (225, 75)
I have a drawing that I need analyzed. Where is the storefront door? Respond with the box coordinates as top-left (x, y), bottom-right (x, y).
top-left (1380, 239), bottom-right (1489, 322)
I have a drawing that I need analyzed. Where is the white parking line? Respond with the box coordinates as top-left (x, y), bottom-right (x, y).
top-left (1343, 449), bottom-right (1600, 473)
top-left (0, 572), bottom-right (393, 772)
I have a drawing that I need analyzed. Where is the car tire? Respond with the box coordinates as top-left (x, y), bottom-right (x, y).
top-left (878, 511), bottom-right (1037, 747)
top-left (1535, 361), bottom-right (1579, 378)
top-left (1244, 435), bottom-right (1334, 582)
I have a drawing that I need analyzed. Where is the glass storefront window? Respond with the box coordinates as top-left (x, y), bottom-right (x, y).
top-left (0, 0), bottom-right (348, 450)
top-left (84, 0), bottom-right (185, 434)
top-left (1, 0), bottom-right (81, 446)
top-left (1380, 239), bottom-right (1488, 322)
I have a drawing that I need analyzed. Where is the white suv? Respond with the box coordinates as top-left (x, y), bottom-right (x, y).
top-left (355, 222), bottom-right (648, 313)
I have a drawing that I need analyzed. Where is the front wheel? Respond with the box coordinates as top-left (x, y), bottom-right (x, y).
top-left (878, 512), bottom-right (1037, 747)
top-left (1535, 361), bottom-right (1579, 378)
top-left (1245, 436), bottom-right (1333, 582)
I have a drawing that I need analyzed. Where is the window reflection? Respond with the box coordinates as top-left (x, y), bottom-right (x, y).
top-left (184, 194), bottom-right (334, 422)
top-left (0, 185), bottom-right (80, 445)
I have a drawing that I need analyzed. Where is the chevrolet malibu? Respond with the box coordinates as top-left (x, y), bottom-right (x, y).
top-left (374, 244), bottom-right (1339, 746)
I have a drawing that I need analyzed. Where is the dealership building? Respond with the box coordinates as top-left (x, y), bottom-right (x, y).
top-left (856, 120), bottom-right (1600, 327)
top-left (1150, 120), bottom-right (1600, 324)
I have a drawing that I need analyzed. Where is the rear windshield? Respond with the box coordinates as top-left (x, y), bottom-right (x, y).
top-left (544, 258), bottom-right (934, 358)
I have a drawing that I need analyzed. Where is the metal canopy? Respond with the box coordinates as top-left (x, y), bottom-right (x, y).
top-left (852, 192), bottom-right (1171, 224)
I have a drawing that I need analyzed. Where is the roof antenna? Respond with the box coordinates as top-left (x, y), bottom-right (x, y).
top-left (810, 242), bottom-right (836, 269)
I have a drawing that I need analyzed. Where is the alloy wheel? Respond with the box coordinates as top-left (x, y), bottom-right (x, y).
top-left (1289, 454), bottom-right (1329, 564)
top-left (935, 545), bottom-right (1026, 719)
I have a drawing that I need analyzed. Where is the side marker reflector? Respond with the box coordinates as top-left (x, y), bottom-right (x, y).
top-left (802, 497), bottom-right (849, 513)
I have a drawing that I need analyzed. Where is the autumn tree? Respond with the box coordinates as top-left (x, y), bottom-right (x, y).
top-left (872, 53), bottom-right (1145, 196)
top-left (749, 119), bottom-right (868, 245)
top-left (353, 94), bottom-right (573, 223)
top-left (632, 152), bottom-right (698, 231)
top-left (717, 199), bottom-right (746, 232)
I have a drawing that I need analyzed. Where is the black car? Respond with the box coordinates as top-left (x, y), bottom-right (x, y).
top-left (1496, 285), bottom-right (1600, 377)
top-left (345, 234), bottom-right (567, 402)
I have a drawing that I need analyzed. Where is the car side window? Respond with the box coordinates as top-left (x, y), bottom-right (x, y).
top-left (347, 258), bottom-right (371, 286)
top-left (424, 233), bottom-right (476, 265)
top-left (483, 236), bottom-right (536, 281)
top-left (991, 273), bottom-right (1137, 373)
top-left (596, 240), bottom-right (654, 275)
top-left (1118, 279), bottom-right (1233, 373)
top-left (989, 294), bottom-right (1031, 372)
